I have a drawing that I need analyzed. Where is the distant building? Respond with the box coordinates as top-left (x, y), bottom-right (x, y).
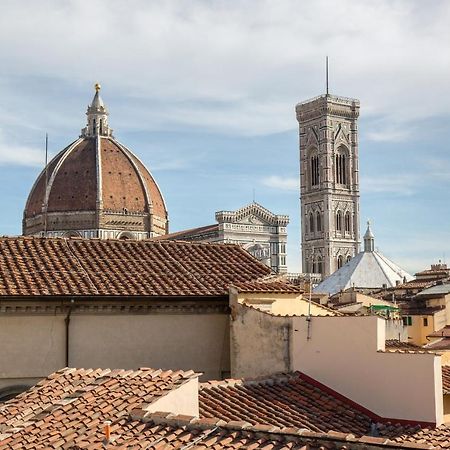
top-left (314, 222), bottom-right (413, 295)
top-left (296, 93), bottom-right (361, 277)
top-left (157, 202), bottom-right (289, 273)
top-left (23, 84), bottom-right (168, 240)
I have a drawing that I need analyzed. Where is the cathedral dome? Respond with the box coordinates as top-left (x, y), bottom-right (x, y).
top-left (23, 85), bottom-right (168, 239)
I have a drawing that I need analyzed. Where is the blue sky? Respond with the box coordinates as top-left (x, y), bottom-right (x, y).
top-left (1, 0), bottom-right (449, 274)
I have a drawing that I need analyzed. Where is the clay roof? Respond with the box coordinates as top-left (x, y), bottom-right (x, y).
top-left (427, 326), bottom-right (450, 338)
top-left (0, 236), bottom-right (278, 298)
top-left (231, 280), bottom-right (303, 294)
top-left (71, 412), bottom-right (432, 449)
top-left (0, 369), bottom-right (445, 449)
top-left (199, 372), bottom-right (450, 447)
top-left (199, 372), bottom-right (374, 436)
top-left (0, 367), bottom-right (198, 448)
top-left (24, 136), bottom-right (167, 221)
top-left (152, 224), bottom-right (219, 241)
top-left (442, 367), bottom-right (450, 395)
top-left (424, 339), bottom-right (450, 351)
top-left (385, 340), bottom-right (422, 351)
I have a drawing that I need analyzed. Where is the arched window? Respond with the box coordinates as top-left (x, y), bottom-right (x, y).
top-left (310, 154), bottom-right (320, 187)
top-left (335, 147), bottom-right (349, 186)
top-left (309, 213), bottom-right (314, 233)
top-left (346, 255), bottom-right (352, 263)
top-left (337, 255), bottom-right (344, 270)
top-left (317, 258), bottom-right (323, 275)
top-left (312, 260), bottom-right (317, 273)
top-left (316, 211), bottom-right (322, 232)
top-left (344, 212), bottom-right (351, 233)
top-left (336, 211), bottom-right (342, 232)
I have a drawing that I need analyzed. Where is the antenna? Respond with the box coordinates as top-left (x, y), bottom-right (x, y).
top-left (326, 56), bottom-right (329, 95)
top-left (43, 133), bottom-right (49, 237)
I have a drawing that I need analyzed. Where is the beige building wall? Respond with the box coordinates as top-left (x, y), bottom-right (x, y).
top-left (144, 378), bottom-right (199, 417)
top-left (0, 308), bottom-right (229, 396)
top-left (291, 315), bottom-right (443, 425)
top-left (238, 292), bottom-right (334, 316)
top-left (230, 302), bottom-right (291, 379)
top-left (406, 310), bottom-right (446, 346)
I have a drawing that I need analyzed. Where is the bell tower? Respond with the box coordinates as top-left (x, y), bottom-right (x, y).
top-left (296, 93), bottom-right (360, 277)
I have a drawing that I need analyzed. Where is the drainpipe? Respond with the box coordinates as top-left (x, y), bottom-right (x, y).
top-left (65, 299), bottom-right (74, 367)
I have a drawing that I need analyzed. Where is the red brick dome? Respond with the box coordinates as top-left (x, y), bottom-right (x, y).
top-left (23, 86), bottom-right (168, 239)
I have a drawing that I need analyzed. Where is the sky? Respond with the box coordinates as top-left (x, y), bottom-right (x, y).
top-left (1, 0), bottom-right (450, 274)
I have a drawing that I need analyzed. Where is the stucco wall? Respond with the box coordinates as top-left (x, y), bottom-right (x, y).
top-left (291, 315), bottom-right (443, 425)
top-left (0, 308), bottom-right (229, 394)
top-left (69, 313), bottom-right (229, 380)
top-left (145, 378), bottom-right (199, 417)
top-left (239, 292), bottom-right (334, 316)
top-left (0, 315), bottom-right (65, 385)
top-left (230, 302), bottom-right (291, 379)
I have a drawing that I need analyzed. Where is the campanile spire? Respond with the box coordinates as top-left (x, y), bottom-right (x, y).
top-left (81, 83), bottom-right (113, 138)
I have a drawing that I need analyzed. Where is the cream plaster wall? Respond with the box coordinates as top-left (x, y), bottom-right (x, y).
top-left (0, 310), bottom-right (229, 396)
top-left (291, 316), bottom-right (443, 425)
top-left (0, 315), bottom-right (65, 381)
top-left (239, 292), bottom-right (334, 316)
top-left (144, 378), bottom-right (199, 417)
top-left (69, 313), bottom-right (229, 380)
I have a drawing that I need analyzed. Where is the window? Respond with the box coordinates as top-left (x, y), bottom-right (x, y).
top-left (310, 155), bottom-right (320, 186)
top-left (317, 259), bottom-right (323, 275)
top-left (337, 255), bottom-right (343, 269)
top-left (335, 148), bottom-right (349, 186)
top-left (316, 212), bottom-right (322, 232)
top-left (346, 255), bottom-right (351, 263)
top-left (309, 213), bottom-right (314, 233)
top-left (423, 318), bottom-right (428, 327)
top-left (336, 211), bottom-right (342, 232)
top-left (402, 316), bottom-right (413, 326)
top-left (345, 212), bottom-right (351, 233)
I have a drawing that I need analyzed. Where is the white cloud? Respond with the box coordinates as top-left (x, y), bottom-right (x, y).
top-left (361, 175), bottom-right (417, 196)
top-left (0, 130), bottom-right (44, 167)
top-left (0, 0), bottom-right (449, 138)
top-left (262, 175), bottom-right (298, 191)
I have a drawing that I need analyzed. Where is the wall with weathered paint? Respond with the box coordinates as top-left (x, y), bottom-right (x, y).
top-left (230, 298), bottom-right (291, 379)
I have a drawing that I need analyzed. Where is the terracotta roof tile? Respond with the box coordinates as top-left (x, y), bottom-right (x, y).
top-left (199, 372), bottom-right (450, 448)
top-left (0, 237), bottom-right (276, 297)
top-left (385, 340), bottom-right (422, 351)
top-left (0, 367), bottom-right (198, 449)
top-left (442, 367), bottom-right (450, 395)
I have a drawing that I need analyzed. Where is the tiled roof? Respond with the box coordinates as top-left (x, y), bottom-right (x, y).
top-left (199, 372), bottom-right (373, 436)
top-left (385, 340), bottom-right (422, 351)
top-left (151, 224), bottom-right (219, 241)
top-left (0, 236), bottom-right (274, 297)
top-left (424, 339), bottom-right (450, 351)
top-left (428, 326), bottom-right (450, 338)
top-left (0, 367), bottom-right (198, 448)
top-left (0, 368), bottom-right (447, 449)
top-left (70, 412), bottom-right (432, 449)
top-left (231, 280), bottom-right (303, 293)
top-left (442, 367), bottom-right (450, 395)
top-left (199, 372), bottom-right (450, 447)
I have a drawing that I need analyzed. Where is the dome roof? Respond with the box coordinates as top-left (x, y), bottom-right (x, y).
top-left (314, 224), bottom-right (413, 295)
top-left (23, 86), bottom-right (168, 239)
